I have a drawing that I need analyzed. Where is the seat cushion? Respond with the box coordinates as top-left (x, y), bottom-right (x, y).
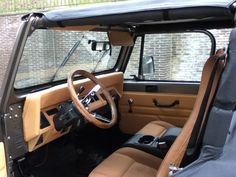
top-left (89, 147), bottom-right (162, 177)
top-left (138, 120), bottom-right (174, 137)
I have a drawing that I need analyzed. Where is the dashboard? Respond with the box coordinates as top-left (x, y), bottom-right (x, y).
top-left (22, 72), bottom-right (123, 152)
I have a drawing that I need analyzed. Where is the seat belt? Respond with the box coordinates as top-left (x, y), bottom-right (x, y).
top-left (184, 49), bottom-right (226, 162)
top-left (196, 61), bottom-right (225, 144)
top-left (156, 49), bottom-right (226, 177)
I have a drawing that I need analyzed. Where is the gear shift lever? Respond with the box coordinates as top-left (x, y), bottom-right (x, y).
top-left (128, 98), bottom-right (134, 113)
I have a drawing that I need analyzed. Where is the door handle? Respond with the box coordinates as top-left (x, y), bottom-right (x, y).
top-left (153, 99), bottom-right (179, 108)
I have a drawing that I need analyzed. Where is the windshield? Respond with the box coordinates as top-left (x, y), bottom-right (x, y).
top-left (15, 29), bottom-right (121, 89)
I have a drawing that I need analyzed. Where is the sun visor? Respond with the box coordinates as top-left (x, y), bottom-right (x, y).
top-left (108, 31), bottom-right (134, 46)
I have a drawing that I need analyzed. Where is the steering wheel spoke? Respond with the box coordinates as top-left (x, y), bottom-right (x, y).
top-left (86, 100), bottom-right (107, 112)
top-left (92, 113), bottom-right (111, 123)
top-left (67, 69), bottom-right (117, 129)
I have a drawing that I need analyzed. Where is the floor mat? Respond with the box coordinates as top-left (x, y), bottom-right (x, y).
top-left (27, 140), bottom-right (86, 177)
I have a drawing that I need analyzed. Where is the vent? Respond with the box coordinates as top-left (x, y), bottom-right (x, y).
top-left (36, 135), bottom-right (44, 146)
top-left (40, 112), bottom-right (50, 129)
top-left (46, 108), bottom-right (58, 116)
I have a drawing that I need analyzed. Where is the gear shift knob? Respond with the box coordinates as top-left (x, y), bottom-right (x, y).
top-left (128, 98), bottom-right (134, 113)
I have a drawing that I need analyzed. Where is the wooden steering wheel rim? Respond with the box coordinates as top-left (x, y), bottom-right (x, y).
top-left (67, 70), bottom-right (117, 129)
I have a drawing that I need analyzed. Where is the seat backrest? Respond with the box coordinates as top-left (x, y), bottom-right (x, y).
top-left (167, 28), bottom-right (236, 177)
top-left (156, 48), bottom-right (226, 177)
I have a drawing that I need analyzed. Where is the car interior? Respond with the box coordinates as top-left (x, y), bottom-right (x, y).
top-left (0, 1), bottom-right (236, 177)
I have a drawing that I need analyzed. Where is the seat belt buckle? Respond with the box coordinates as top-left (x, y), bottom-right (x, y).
top-left (169, 163), bottom-right (183, 176)
top-left (157, 141), bottom-right (168, 149)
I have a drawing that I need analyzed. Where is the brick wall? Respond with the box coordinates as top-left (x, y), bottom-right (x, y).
top-left (0, 14), bottom-right (232, 88)
top-left (0, 14), bottom-right (22, 87)
top-left (14, 29), bottom-right (121, 88)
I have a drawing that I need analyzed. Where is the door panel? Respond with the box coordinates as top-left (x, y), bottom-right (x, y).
top-left (119, 82), bottom-right (198, 134)
top-left (0, 142), bottom-right (7, 177)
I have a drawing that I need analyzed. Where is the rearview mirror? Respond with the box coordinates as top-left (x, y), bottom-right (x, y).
top-left (89, 40), bottom-right (110, 51)
top-left (142, 56), bottom-right (155, 75)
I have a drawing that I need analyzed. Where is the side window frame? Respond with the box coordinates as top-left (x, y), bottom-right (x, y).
top-left (124, 30), bottom-right (216, 83)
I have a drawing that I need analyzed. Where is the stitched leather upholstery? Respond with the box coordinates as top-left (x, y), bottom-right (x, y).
top-left (89, 147), bottom-right (162, 177)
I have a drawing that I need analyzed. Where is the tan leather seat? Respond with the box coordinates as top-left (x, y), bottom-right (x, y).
top-left (89, 50), bottom-right (225, 177)
top-left (89, 121), bottom-right (174, 177)
top-left (138, 120), bottom-right (174, 137)
top-left (89, 147), bottom-right (162, 177)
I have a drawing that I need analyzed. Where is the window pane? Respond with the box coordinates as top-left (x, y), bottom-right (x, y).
top-left (143, 32), bottom-right (212, 81)
top-left (124, 32), bottom-right (212, 82)
top-left (15, 30), bottom-right (121, 89)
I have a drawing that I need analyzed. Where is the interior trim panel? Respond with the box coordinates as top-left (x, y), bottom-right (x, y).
top-left (124, 81), bottom-right (199, 94)
top-left (0, 142), bottom-right (7, 177)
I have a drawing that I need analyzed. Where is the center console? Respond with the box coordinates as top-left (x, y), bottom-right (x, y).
top-left (123, 127), bottom-right (182, 158)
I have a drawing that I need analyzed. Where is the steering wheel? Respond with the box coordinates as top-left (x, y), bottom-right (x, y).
top-left (67, 70), bottom-right (117, 129)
